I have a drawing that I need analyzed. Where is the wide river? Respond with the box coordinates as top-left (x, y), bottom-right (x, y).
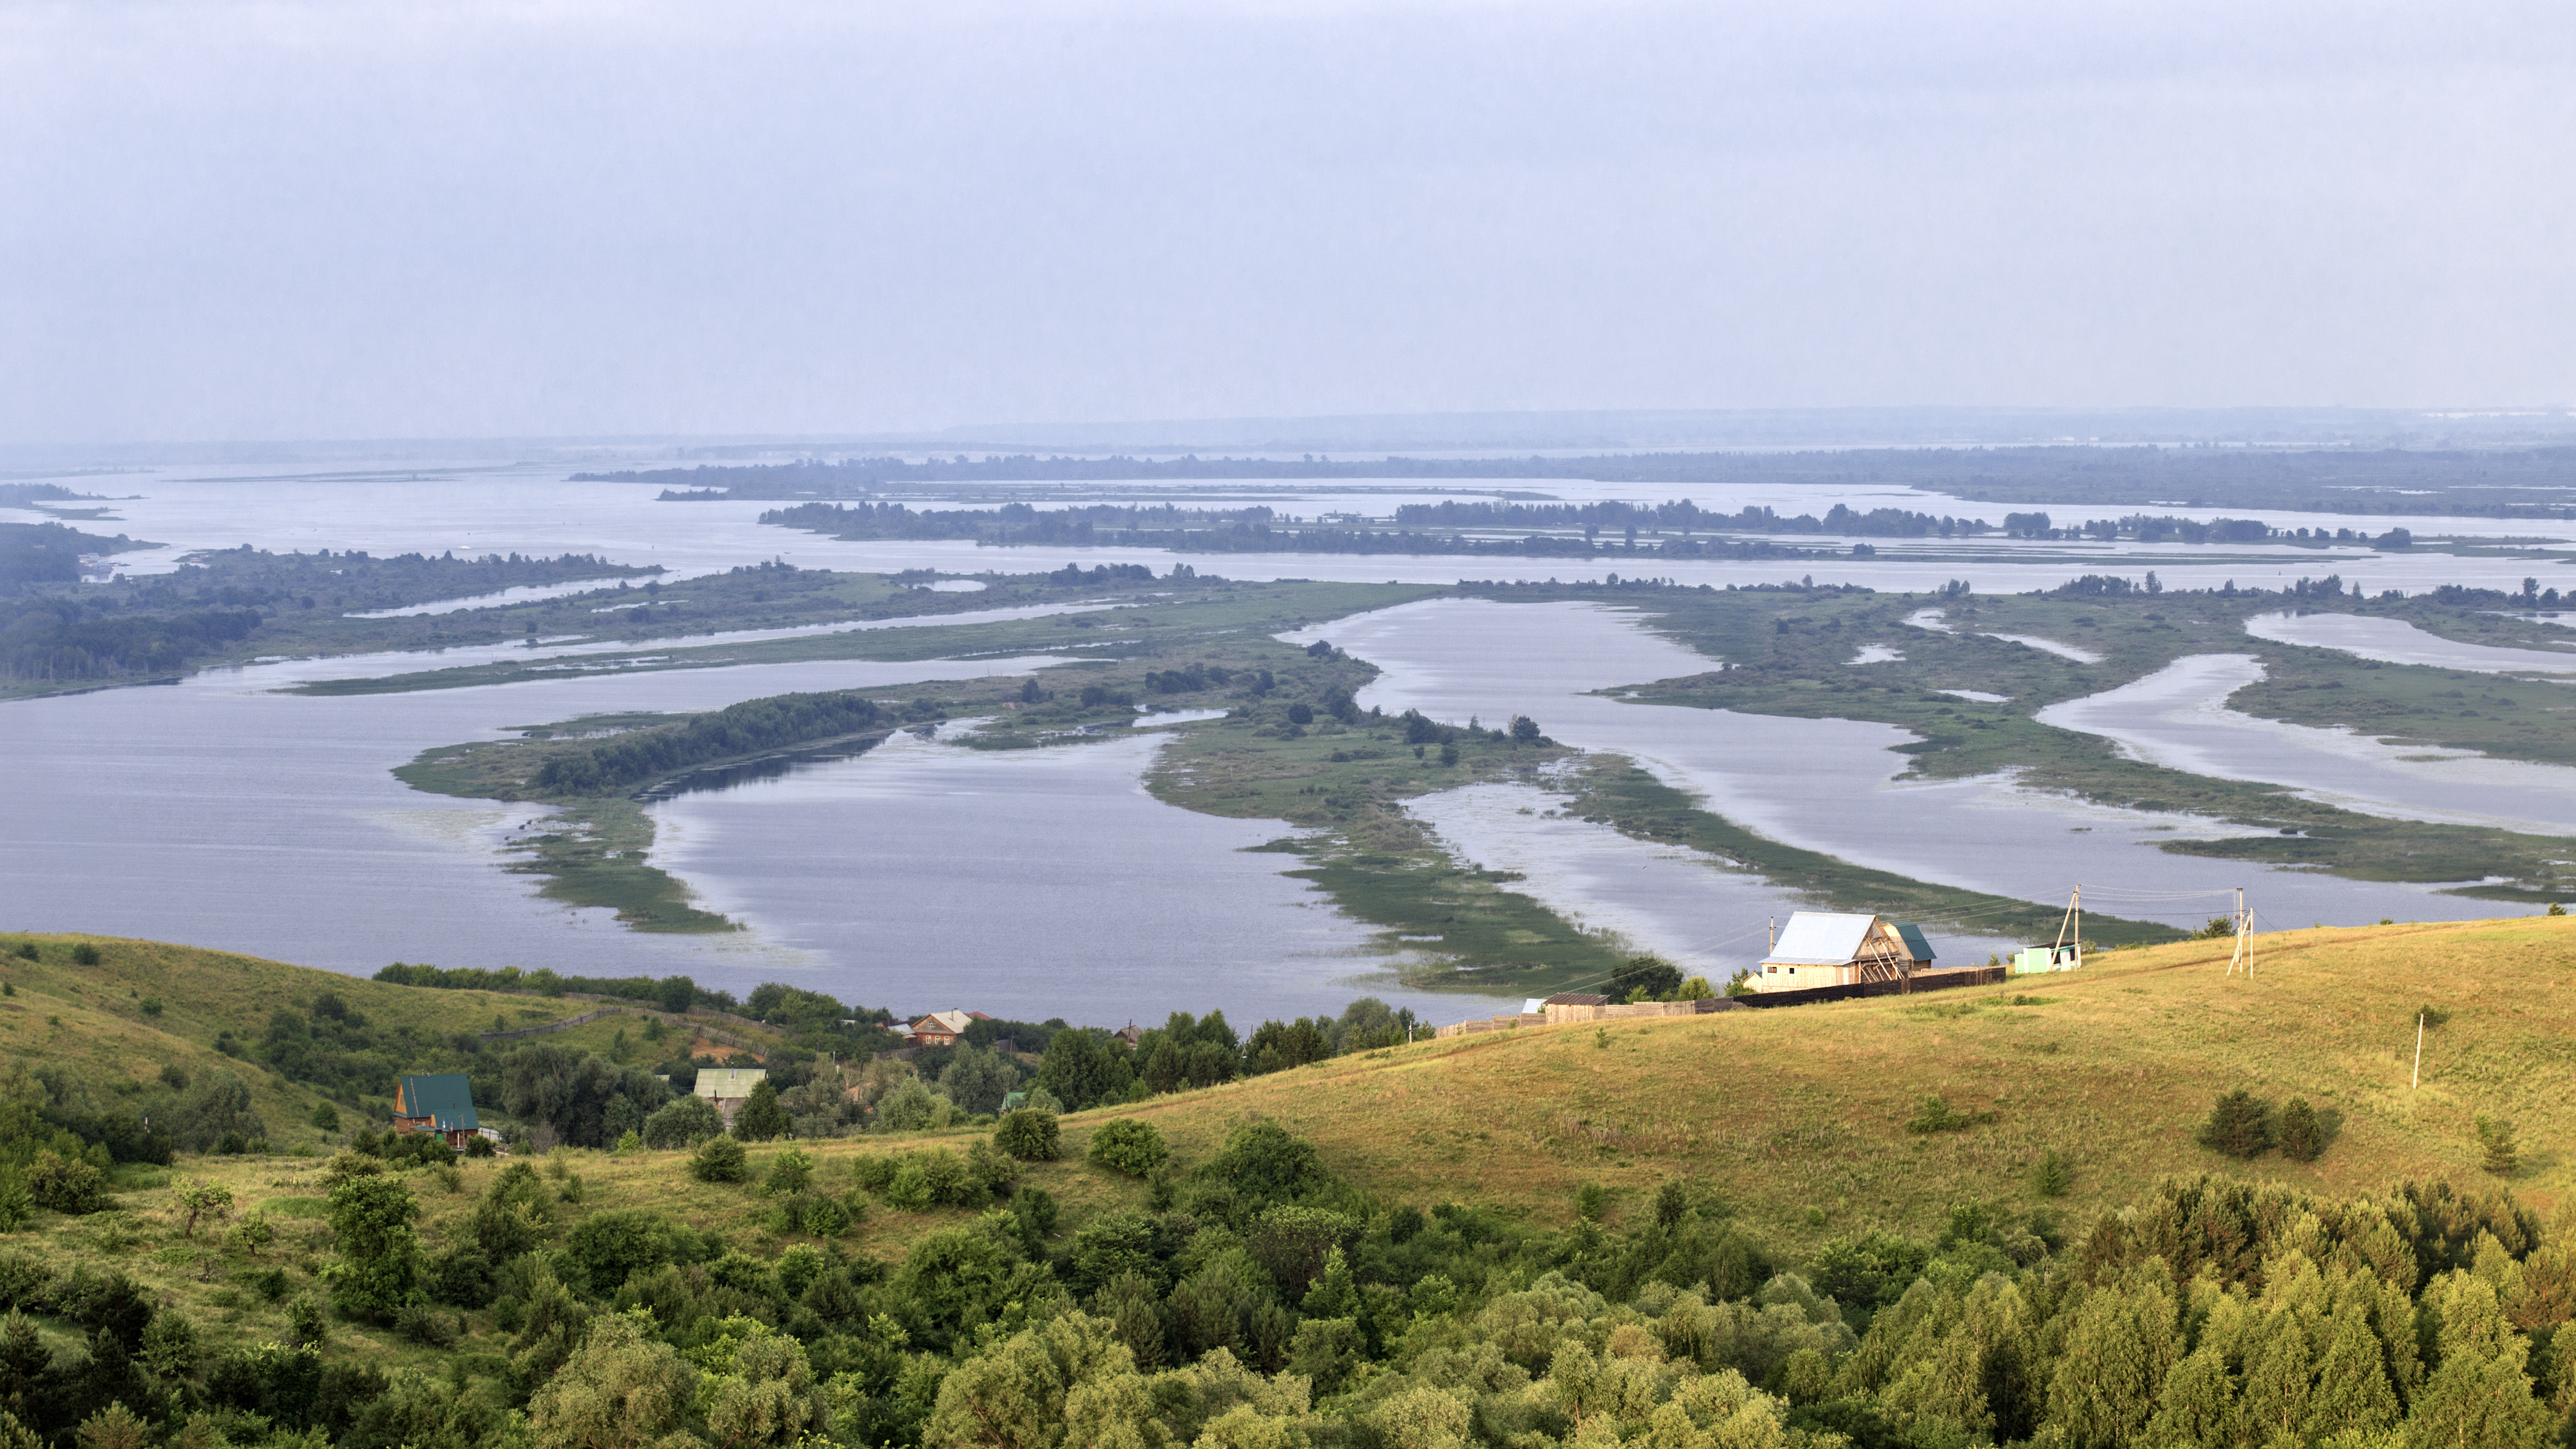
top-left (5, 464), bottom-right (2561, 1023)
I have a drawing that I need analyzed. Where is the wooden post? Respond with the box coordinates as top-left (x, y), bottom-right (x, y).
top-left (2412, 1012), bottom-right (2423, 1089)
top-left (2224, 888), bottom-right (2253, 979)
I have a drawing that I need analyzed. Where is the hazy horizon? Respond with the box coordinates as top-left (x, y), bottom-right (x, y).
top-left (5, 1), bottom-right (2573, 444)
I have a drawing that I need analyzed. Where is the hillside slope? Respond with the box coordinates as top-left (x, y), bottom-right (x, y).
top-left (0, 933), bottom-right (602, 1143)
top-left (1081, 917), bottom-right (2572, 1246)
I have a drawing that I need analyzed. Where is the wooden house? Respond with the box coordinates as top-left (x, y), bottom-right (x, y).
top-left (902, 1010), bottom-right (988, 1049)
top-left (1756, 913), bottom-right (1937, 992)
top-left (693, 1067), bottom-right (768, 1124)
top-left (392, 1073), bottom-right (483, 1149)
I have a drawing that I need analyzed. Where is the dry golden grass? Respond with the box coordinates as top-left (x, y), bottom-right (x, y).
top-left (1073, 917), bottom-right (2574, 1247)
top-left (0, 916), bottom-right (2565, 1355)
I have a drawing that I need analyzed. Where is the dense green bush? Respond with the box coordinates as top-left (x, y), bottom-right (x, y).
top-left (2278, 1098), bottom-right (2325, 1162)
top-left (995, 1109), bottom-right (1060, 1161)
top-left (25, 1151), bottom-right (111, 1215)
top-left (642, 1094), bottom-right (723, 1148)
top-left (1086, 1118), bottom-right (1169, 1177)
top-left (688, 1135), bottom-right (749, 1183)
top-left (2196, 1088), bottom-right (2274, 1158)
top-left (731, 1079), bottom-right (791, 1142)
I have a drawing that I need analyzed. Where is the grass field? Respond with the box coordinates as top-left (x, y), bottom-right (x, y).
top-left (1079, 914), bottom-right (2572, 1252)
top-left (0, 933), bottom-right (596, 1146)
top-left (0, 917), bottom-right (2562, 1390)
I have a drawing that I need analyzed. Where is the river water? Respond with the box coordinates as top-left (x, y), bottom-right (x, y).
top-left (1292, 598), bottom-right (2524, 934)
top-left (7, 463), bottom-right (2565, 1018)
top-left (2035, 654), bottom-right (2576, 836)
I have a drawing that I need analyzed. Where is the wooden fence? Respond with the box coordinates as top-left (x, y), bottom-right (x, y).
top-left (476, 1002), bottom-right (773, 1055)
top-left (1433, 965), bottom-right (2012, 1039)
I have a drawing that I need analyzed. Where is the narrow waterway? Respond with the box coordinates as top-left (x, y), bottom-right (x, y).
top-left (1296, 598), bottom-right (2526, 933)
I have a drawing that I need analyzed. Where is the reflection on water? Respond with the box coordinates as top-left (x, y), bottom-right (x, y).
top-left (1296, 598), bottom-right (2522, 931)
top-left (1407, 781), bottom-right (2021, 979)
top-left (644, 729), bottom-right (1487, 1023)
top-left (2246, 612), bottom-right (2576, 674)
top-left (211, 598), bottom-right (1129, 691)
top-left (1902, 607), bottom-right (2100, 661)
top-left (0, 655), bottom-right (1069, 994)
top-left (19, 460), bottom-right (2576, 604)
top-left (2035, 654), bottom-right (2576, 835)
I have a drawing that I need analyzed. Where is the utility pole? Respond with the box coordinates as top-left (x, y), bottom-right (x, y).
top-left (2051, 887), bottom-right (2083, 968)
top-left (2223, 888), bottom-right (2253, 979)
top-left (2412, 1012), bottom-right (2424, 1089)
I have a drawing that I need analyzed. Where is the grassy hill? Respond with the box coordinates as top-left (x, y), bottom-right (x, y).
top-left (1099, 916), bottom-right (2568, 1245)
top-left (4, 917), bottom-right (2563, 1250)
top-left (0, 932), bottom-right (710, 1150)
top-left (2, 916), bottom-right (2556, 1272)
top-left (0, 919), bottom-right (2561, 1445)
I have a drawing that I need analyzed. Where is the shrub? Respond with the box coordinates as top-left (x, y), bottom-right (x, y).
top-left (801, 1197), bottom-right (851, 1238)
top-left (1610, 955), bottom-right (1683, 1002)
top-left (2477, 1116), bottom-right (2519, 1176)
top-left (642, 1095), bottom-right (723, 1149)
top-left (1575, 1182), bottom-right (1606, 1221)
top-left (322, 1173), bottom-right (419, 1321)
top-left (919, 1148), bottom-right (976, 1207)
top-left (731, 1080), bottom-right (790, 1142)
top-left (70, 943), bottom-right (100, 966)
top-left (1904, 1096), bottom-right (1993, 1134)
top-left (287, 1293), bottom-right (327, 1348)
top-left (1087, 1119), bottom-right (1169, 1177)
top-left (564, 1208), bottom-right (684, 1294)
top-left (995, 1110), bottom-right (1061, 1162)
top-left (882, 1161), bottom-right (932, 1212)
top-left (423, 1244), bottom-right (495, 1308)
top-left (851, 1154), bottom-right (897, 1191)
top-left (2031, 1151), bottom-right (2072, 1198)
top-left (2277, 1099), bottom-right (2325, 1162)
top-left (2196, 1089), bottom-right (2274, 1159)
top-left (307, 1102), bottom-right (339, 1133)
top-left (395, 1300), bottom-right (458, 1347)
top-left (762, 1147), bottom-right (814, 1196)
top-left (28, 1151), bottom-right (113, 1215)
top-left (689, 1136), bottom-right (749, 1184)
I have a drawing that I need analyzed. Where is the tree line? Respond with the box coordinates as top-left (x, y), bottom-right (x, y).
top-left (5, 1111), bottom-right (2562, 1448)
top-left (527, 690), bottom-right (901, 795)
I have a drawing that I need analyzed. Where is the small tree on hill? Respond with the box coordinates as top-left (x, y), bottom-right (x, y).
top-left (690, 1136), bottom-right (749, 1184)
top-left (1086, 1119), bottom-right (1168, 1177)
top-left (2476, 1117), bottom-right (2519, 1177)
top-left (321, 1172), bottom-right (419, 1321)
top-left (995, 1110), bottom-right (1060, 1162)
top-left (732, 1080), bottom-right (790, 1142)
top-left (2197, 1089), bottom-right (2273, 1159)
top-left (2277, 1099), bottom-right (2324, 1163)
top-left (1611, 955), bottom-right (1682, 1002)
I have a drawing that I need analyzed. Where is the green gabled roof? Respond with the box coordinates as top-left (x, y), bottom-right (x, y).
top-left (397, 1073), bottom-right (479, 1132)
top-left (1892, 923), bottom-right (1936, 963)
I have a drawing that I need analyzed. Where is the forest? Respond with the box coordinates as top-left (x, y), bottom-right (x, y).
top-left (0, 546), bottom-right (647, 690)
top-left (0, 1113), bottom-right (2562, 1449)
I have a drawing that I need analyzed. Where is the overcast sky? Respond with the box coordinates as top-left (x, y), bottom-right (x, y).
top-left (3, 0), bottom-right (2571, 442)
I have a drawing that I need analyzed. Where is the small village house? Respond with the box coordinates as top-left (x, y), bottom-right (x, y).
top-left (694, 1067), bottom-right (769, 1125)
top-left (391, 1073), bottom-right (484, 1149)
top-left (901, 1009), bottom-right (990, 1049)
top-left (1756, 913), bottom-right (1937, 992)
